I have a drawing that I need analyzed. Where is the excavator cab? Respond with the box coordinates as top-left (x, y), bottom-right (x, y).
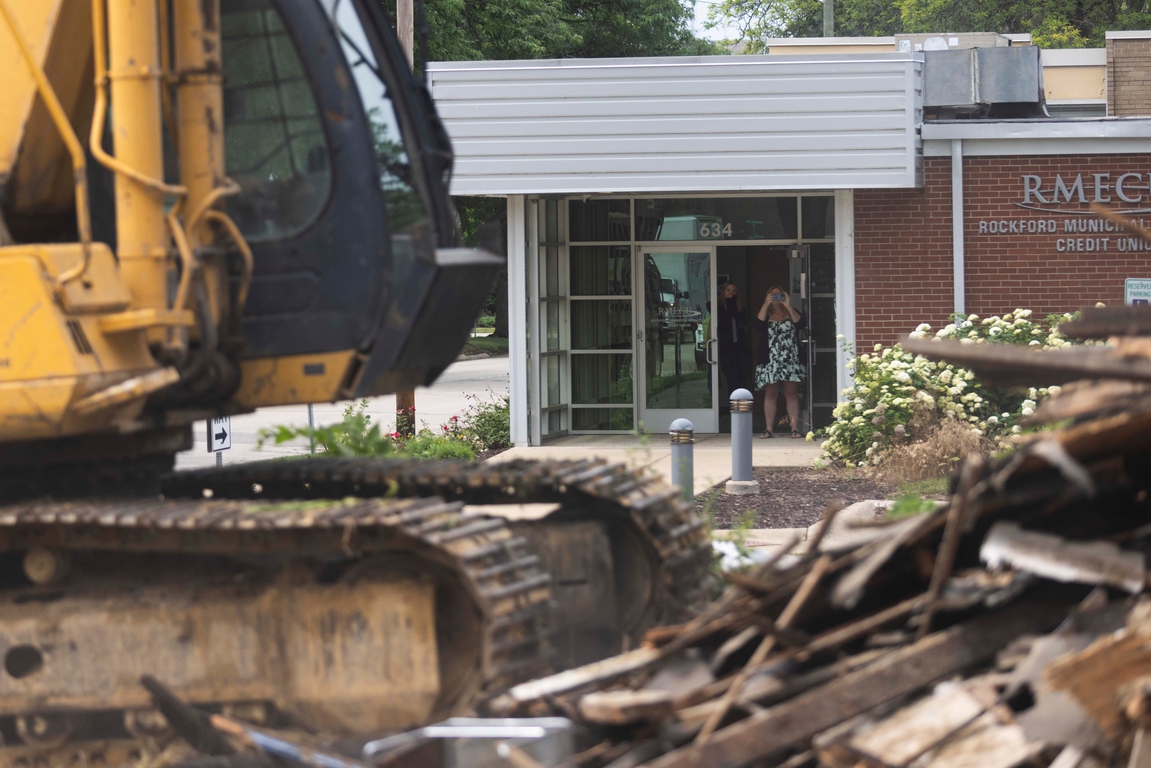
top-left (0, 0), bottom-right (499, 466)
top-left (220, 0), bottom-right (499, 406)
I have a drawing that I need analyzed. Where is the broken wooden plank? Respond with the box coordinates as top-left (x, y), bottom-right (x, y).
top-left (922, 714), bottom-right (1042, 768)
top-left (846, 684), bottom-right (985, 766)
top-left (919, 460), bottom-right (979, 639)
top-left (643, 601), bottom-right (1069, 768)
top-left (695, 555), bottom-right (832, 743)
top-left (578, 689), bottom-right (674, 725)
top-left (902, 337), bottom-right (1151, 388)
top-left (491, 647), bottom-right (661, 710)
top-left (981, 521), bottom-right (1146, 594)
top-left (1045, 630), bottom-right (1151, 742)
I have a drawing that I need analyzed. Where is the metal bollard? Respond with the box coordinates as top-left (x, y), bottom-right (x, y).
top-left (308, 403), bottom-right (316, 455)
top-left (669, 418), bottom-right (694, 501)
top-left (726, 388), bottom-right (759, 495)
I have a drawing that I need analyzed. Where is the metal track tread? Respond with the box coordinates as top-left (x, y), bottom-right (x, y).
top-left (163, 457), bottom-right (716, 620)
top-left (0, 493), bottom-right (552, 757)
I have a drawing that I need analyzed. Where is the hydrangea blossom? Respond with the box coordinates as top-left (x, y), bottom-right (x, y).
top-left (819, 307), bottom-right (1097, 467)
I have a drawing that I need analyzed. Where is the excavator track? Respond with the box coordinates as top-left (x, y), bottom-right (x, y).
top-left (0, 493), bottom-right (550, 764)
top-left (164, 456), bottom-right (716, 662)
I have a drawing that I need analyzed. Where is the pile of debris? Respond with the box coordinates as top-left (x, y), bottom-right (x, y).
top-left (479, 304), bottom-right (1151, 768)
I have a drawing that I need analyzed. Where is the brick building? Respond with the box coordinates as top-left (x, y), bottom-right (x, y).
top-left (856, 145), bottom-right (1151, 348)
top-left (430, 35), bottom-right (1151, 444)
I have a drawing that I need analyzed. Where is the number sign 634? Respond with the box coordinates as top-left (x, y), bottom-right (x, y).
top-left (699, 222), bottom-right (732, 238)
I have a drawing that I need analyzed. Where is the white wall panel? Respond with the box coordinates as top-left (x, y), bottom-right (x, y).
top-left (430, 53), bottom-right (924, 195)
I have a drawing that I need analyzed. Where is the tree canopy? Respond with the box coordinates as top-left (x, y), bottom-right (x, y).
top-left (383, 0), bottom-right (722, 64)
top-left (706, 0), bottom-right (1151, 49)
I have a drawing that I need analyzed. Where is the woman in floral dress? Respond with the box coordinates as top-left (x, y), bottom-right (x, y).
top-left (754, 285), bottom-right (806, 438)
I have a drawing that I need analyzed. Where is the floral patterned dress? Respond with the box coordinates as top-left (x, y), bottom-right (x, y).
top-left (755, 318), bottom-right (806, 389)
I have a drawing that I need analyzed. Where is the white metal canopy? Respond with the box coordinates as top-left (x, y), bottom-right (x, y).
top-left (429, 53), bottom-right (925, 195)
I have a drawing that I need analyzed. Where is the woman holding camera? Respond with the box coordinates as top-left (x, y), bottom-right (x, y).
top-left (755, 285), bottom-right (805, 438)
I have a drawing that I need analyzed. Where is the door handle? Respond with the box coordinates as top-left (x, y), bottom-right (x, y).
top-left (705, 338), bottom-right (718, 365)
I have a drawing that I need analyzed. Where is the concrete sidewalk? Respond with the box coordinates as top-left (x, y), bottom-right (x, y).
top-left (494, 433), bottom-right (822, 496)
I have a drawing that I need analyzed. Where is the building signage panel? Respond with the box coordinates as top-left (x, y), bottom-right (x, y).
top-left (974, 172), bottom-right (1151, 255)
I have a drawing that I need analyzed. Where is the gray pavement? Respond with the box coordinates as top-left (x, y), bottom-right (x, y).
top-left (177, 356), bottom-right (510, 469)
top-left (494, 433), bottom-right (821, 498)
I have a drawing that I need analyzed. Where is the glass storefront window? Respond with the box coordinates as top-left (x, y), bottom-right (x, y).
top-left (635, 198), bottom-right (798, 242)
top-left (802, 196), bottom-right (835, 239)
top-left (571, 300), bottom-right (632, 350)
top-left (812, 296), bottom-right (837, 348)
top-left (572, 408), bottom-right (634, 431)
top-left (569, 199), bottom-right (630, 241)
top-left (809, 243), bottom-right (835, 294)
top-left (570, 246), bottom-right (631, 296)
top-left (572, 354), bottom-right (633, 404)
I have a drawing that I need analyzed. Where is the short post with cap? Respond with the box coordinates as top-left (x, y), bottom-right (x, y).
top-left (669, 418), bottom-right (694, 501)
top-left (726, 388), bottom-right (759, 495)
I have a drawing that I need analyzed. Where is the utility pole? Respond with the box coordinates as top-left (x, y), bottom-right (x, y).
top-left (395, 0), bottom-right (416, 436)
top-left (397, 0), bottom-right (414, 68)
top-left (823, 0), bottom-right (833, 37)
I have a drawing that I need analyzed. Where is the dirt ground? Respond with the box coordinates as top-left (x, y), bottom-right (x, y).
top-left (697, 466), bottom-right (898, 529)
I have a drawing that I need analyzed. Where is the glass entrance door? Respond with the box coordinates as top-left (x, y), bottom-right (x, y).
top-left (637, 248), bottom-right (717, 433)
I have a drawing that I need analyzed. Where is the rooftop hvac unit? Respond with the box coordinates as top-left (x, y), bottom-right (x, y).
top-left (924, 45), bottom-right (1047, 118)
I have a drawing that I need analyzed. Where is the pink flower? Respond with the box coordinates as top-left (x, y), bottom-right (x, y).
top-left (450, 415), bottom-right (458, 422)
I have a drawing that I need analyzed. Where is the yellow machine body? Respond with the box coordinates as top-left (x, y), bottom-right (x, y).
top-left (0, 0), bottom-right (712, 763)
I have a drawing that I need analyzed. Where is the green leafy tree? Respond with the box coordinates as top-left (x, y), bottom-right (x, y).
top-left (708, 0), bottom-right (1151, 49)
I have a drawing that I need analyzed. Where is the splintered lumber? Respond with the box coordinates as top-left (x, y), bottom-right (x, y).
top-left (578, 690), bottom-right (674, 725)
top-left (1045, 630), bottom-right (1151, 742)
top-left (842, 685), bottom-right (986, 765)
top-left (493, 647), bottom-right (661, 710)
top-left (1060, 305), bottom-right (1151, 340)
top-left (919, 460), bottom-right (979, 639)
top-left (981, 522), bottom-right (1147, 594)
top-left (922, 714), bottom-right (1042, 768)
top-left (1028, 380), bottom-right (1151, 425)
top-left (902, 337), bottom-right (1151, 387)
top-left (644, 602), bottom-right (1068, 768)
top-left (695, 555), bottom-right (832, 743)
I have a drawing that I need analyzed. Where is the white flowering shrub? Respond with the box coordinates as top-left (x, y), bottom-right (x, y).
top-left (821, 308), bottom-right (1088, 468)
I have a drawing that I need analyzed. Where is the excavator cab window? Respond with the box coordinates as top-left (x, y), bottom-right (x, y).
top-left (216, 0), bottom-right (450, 359)
top-left (319, 0), bottom-right (429, 236)
top-left (221, 0), bottom-right (333, 242)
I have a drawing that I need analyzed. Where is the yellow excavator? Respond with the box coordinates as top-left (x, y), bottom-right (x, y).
top-left (0, 0), bottom-right (712, 763)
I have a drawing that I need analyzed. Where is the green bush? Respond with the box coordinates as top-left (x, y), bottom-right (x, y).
top-left (258, 399), bottom-right (395, 457)
top-left (459, 392), bottom-right (511, 451)
top-left (260, 391), bottom-right (511, 462)
top-left (399, 430), bottom-right (476, 460)
top-left (476, 314), bottom-right (496, 328)
top-left (820, 308), bottom-right (1094, 469)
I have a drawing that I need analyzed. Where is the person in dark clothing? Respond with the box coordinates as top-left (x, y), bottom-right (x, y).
top-left (717, 282), bottom-right (751, 395)
top-left (755, 285), bottom-right (806, 438)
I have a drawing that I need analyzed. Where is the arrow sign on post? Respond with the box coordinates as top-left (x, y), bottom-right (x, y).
top-left (207, 416), bottom-right (232, 453)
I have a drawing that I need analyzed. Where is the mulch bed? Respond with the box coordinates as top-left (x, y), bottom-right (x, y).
top-left (696, 466), bottom-right (897, 529)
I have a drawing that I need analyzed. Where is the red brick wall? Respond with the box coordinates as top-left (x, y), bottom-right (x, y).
top-left (854, 154), bottom-right (1151, 349)
top-left (855, 157), bottom-right (954, 349)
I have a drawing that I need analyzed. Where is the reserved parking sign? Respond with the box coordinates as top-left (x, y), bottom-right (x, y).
top-left (1126, 278), bottom-right (1151, 306)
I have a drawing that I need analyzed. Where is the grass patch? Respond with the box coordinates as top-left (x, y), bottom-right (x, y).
top-left (460, 336), bottom-right (508, 357)
top-left (888, 494), bottom-right (937, 519)
top-left (896, 477), bottom-right (949, 498)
